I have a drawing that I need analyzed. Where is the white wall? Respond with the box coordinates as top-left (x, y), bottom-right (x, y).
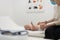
top-left (11, 0), bottom-right (55, 26)
top-left (0, 0), bottom-right (13, 16)
top-left (11, 0), bottom-right (29, 26)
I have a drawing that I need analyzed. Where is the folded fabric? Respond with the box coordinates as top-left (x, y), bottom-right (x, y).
top-left (0, 17), bottom-right (25, 32)
top-left (12, 30), bottom-right (28, 35)
top-left (0, 30), bottom-right (28, 36)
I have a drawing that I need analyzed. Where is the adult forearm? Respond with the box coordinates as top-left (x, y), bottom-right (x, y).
top-left (46, 23), bottom-right (56, 28)
top-left (46, 18), bottom-right (57, 23)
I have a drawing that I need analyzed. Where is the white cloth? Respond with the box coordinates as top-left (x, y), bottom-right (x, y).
top-left (0, 16), bottom-right (25, 32)
top-left (28, 30), bottom-right (45, 38)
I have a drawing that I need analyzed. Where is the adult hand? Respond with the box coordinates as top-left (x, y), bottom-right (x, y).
top-left (37, 21), bottom-right (47, 25)
top-left (37, 22), bottom-right (47, 30)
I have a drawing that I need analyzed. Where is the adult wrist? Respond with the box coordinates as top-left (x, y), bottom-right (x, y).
top-left (45, 21), bottom-right (48, 24)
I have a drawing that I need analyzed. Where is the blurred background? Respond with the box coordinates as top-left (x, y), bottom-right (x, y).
top-left (0, 0), bottom-right (55, 26)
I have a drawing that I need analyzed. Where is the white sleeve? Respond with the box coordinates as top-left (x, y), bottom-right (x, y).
top-left (53, 6), bottom-right (60, 25)
top-left (53, 19), bottom-right (60, 25)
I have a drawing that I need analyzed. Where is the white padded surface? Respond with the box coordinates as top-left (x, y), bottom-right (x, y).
top-left (28, 37), bottom-right (51, 40)
top-left (0, 16), bottom-right (28, 40)
top-left (28, 31), bottom-right (45, 38)
top-left (0, 34), bottom-right (28, 40)
top-left (0, 16), bottom-right (25, 32)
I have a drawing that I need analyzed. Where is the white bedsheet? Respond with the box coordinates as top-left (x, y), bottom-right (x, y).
top-left (0, 34), bottom-right (28, 40)
top-left (28, 36), bottom-right (51, 40)
top-left (0, 16), bottom-right (28, 40)
top-left (0, 16), bottom-right (25, 32)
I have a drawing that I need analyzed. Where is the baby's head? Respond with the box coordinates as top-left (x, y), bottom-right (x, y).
top-left (54, 0), bottom-right (60, 5)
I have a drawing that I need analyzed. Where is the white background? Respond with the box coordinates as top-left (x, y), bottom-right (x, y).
top-left (0, 0), bottom-right (55, 26)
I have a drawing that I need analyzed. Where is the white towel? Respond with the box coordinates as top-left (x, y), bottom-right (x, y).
top-left (28, 30), bottom-right (45, 38)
